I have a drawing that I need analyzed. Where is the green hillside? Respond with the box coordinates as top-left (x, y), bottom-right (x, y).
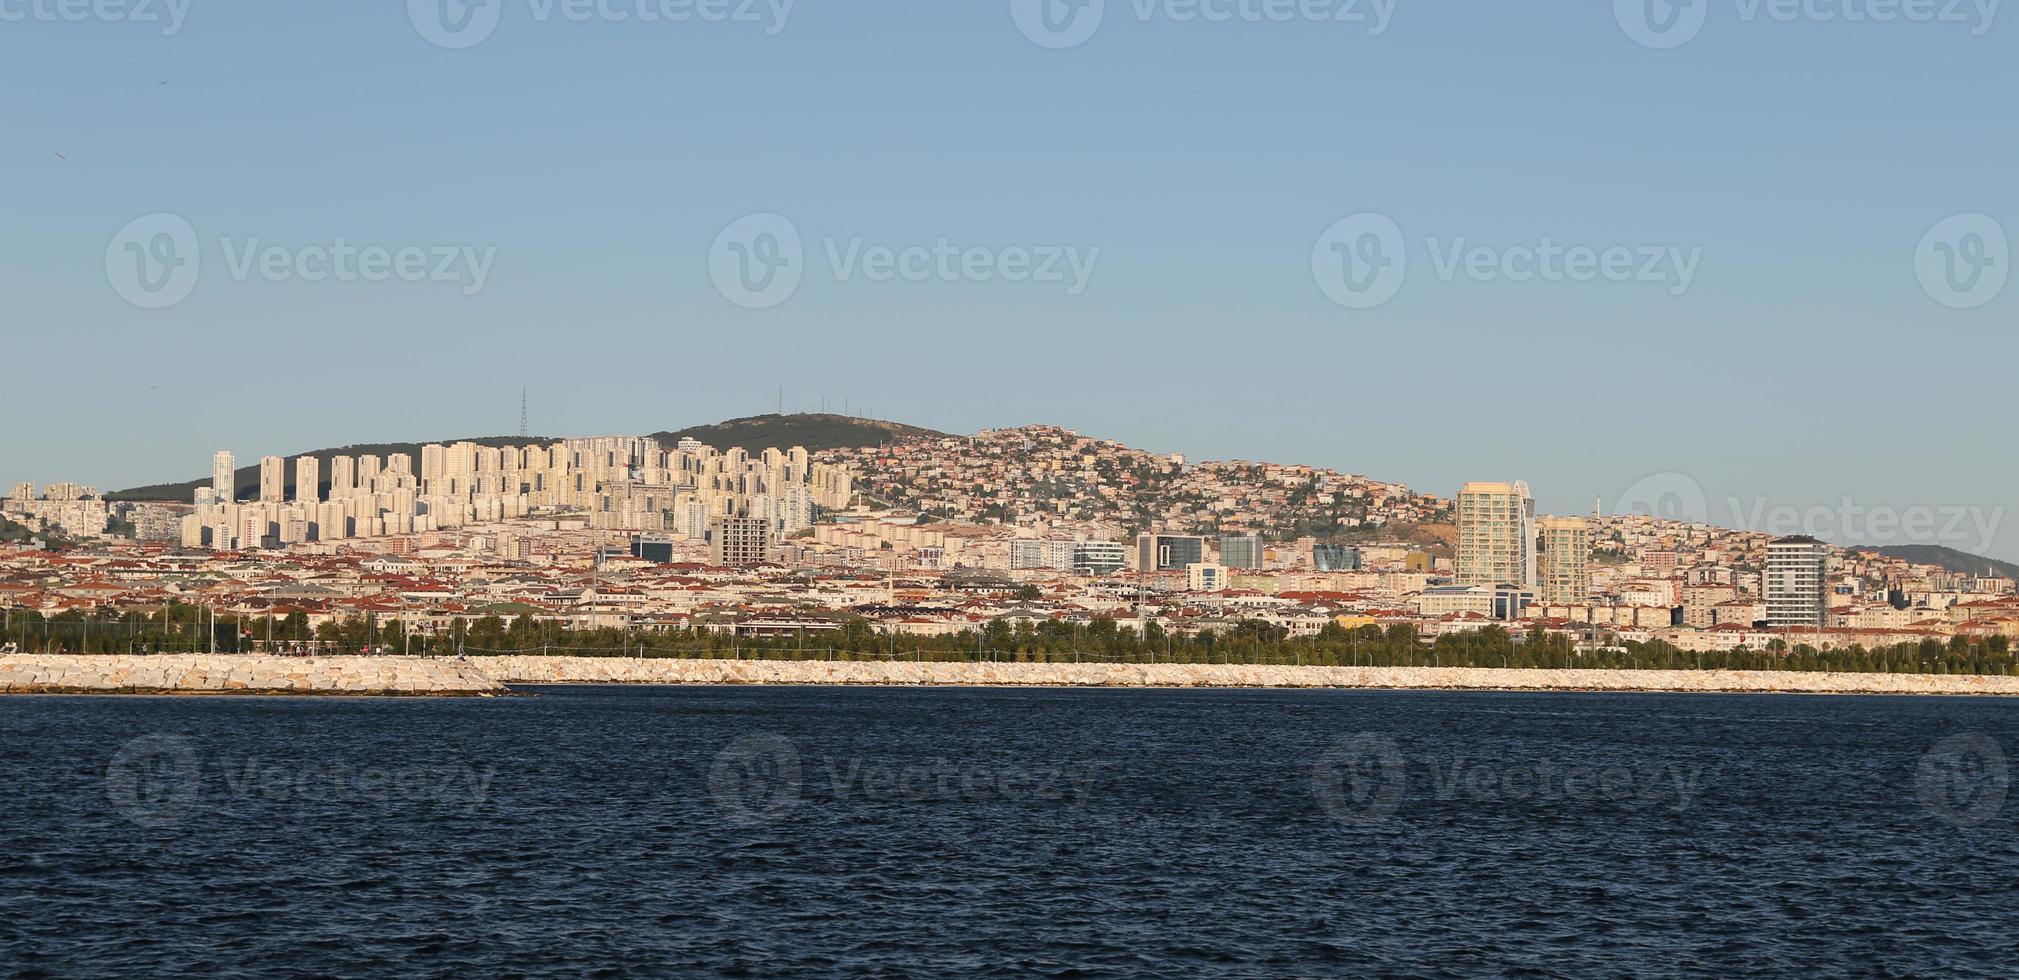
top-left (1860, 545), bottom-right (2019, 581)
top-left (650, 414), bottom-right (944, 454)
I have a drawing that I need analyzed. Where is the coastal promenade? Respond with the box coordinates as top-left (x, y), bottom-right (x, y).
top-left (6, 654), bottom-right (2017, 696)
top-left (0, 654), bottom-right (507, 696)
top-left (482, 656), bottom-right (2019, 697)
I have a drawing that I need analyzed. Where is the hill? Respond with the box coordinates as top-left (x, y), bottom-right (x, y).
top-left (106, 415), bottom-right (944, 503)
top-left (108, 436), bottom-right (558, 503)
top-left (649, 414), bottom-right (944, 454)
top-left (1857, 545), bottom-right (2019, 582)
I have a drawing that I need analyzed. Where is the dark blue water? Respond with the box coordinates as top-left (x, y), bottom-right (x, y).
top-left (3, 687), bottom-right (2016, 977)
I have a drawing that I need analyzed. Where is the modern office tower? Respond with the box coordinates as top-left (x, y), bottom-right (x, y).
top-left (212, 451), bottom-right (236, 501)
top-left (1535, 515), bottom-right (1591, 604)
top-left (259, 456), bottom-right (287, 503)
top-left (1313, 543), bottom-right (1362, 571)
top-left (1456, 481), bottom-right (1536, 588)
top-left (1765, 535), bottom-right (1829, 628)
top-left (294, 456), bottom-right (321, 504)
top-left (1137, 533), bottom-right (1206, 572)
top-left (1073, 541), bottom-right (1128, 576)
top-left (711, 516), bottom-right (771, 566)
top-left (328, 456), bottom-right (356, 500)
top-left (1219, 534), bottom-right (1263, 570)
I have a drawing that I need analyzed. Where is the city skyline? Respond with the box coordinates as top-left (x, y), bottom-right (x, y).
top-left (6, 6), bottom-right (2012, 563)
top-left (4, 415), bottom-right (2011, 563)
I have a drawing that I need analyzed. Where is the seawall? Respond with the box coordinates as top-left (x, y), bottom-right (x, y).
top-left (0, 655), bottom-right (508, 696)
top-left (482, 657), bottom-right (2019, 697)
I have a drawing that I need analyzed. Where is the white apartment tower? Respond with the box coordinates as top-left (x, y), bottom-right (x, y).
top-left (1535, 515), bottom-right (1591, 604)
top-left (295, 456), bottom-right (321, 504)
top-left (1456, 481), bottom-right (1536, 588)
top-left (212, 451), bottom-right (236, 502)
top-left (259, 456), bottom-right (287, 503)
top-left (1765, 535), bottom-right (1829, 628)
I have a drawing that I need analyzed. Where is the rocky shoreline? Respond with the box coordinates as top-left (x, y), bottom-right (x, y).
top-left (6, 654), bottom-right (2017, 697)
top-left (482, 656), bottom-right (2019, 697)
top-left (0, 655), bottom-right (508, 696)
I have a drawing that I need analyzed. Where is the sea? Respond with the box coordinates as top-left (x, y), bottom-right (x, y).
top-left (2, 686), bottom-right (2015, 976)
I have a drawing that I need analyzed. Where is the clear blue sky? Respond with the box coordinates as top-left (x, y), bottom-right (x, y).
top-left (4, 3), bottom-right (2014, 557)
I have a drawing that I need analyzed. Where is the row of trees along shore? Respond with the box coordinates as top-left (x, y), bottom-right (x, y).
top-left (5, 606), bottom-right (2018, 676)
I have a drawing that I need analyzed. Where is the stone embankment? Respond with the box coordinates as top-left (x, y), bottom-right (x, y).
top-left (482, 657), bottom-right (2019, 696)
top-left (0, 655), bottom-right (508, 696)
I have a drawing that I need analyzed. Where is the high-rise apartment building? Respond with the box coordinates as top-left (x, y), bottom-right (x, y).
top-left (259, 456), bottom-right (287, 503)
top-left (1535, 515), bottom-right (1591, 604)
top-left (1765, 535), bottom-right (1829, 628)
top-left (294, 456), bottom-right (321, 504)
top-left (329, 456), bottom-right (356, 500)
top-left (711, 516), bottom-right (771, 566)
top-left (1456, 481), bottom-right (1535, 588)
top-left (212, 451), bottom-right (236, 501)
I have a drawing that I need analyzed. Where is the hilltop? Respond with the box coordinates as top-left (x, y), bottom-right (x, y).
top-left (1856, 545), bottom-right (2019, 582)
top-left (106, 415), bottom-right (945, 503)
top-left (650, 414), bottom-right (944, 454)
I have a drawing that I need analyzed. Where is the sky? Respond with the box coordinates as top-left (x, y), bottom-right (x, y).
top-left (2, 1), bottom-right (2014, 558)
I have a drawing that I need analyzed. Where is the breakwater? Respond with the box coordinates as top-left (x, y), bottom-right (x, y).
top-left (0, 655), bottom-right (508, 696)
top-left (481, 656), bottom-right (2019, 696)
